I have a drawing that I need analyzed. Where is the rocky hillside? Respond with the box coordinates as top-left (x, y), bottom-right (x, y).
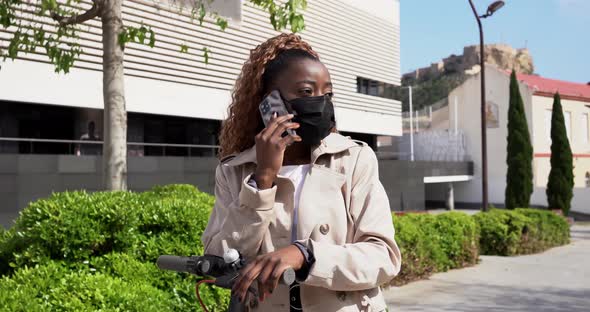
top-left (396, 44), bottom-right (534, 111)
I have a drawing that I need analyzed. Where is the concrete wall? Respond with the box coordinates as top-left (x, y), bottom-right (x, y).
top-left (0, 154), bottom-right (473, 228)
top-left (379, 160), bottom-right (473, 212)
top-left (0, 155), bottom-right (218, 228)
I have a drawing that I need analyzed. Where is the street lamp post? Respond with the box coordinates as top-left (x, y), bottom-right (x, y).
top-left (402, 86), bottom-right (415, 161)
top-left (467, 0), bottom-right (504, 212)
top-left (408, 86), bottom-right (415, 161)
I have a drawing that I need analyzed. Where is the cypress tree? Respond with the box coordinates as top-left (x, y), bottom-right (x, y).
top-left (505, 71), bottom-right (533, 209)
top-left (546, 92), bottom-right (574, 215)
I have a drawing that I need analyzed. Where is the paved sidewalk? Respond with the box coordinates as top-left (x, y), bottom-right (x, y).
top-left (384, 225), bottom-right (590, 312)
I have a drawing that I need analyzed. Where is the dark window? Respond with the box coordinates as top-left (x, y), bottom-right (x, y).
top-left (356, 77), bottom-right (362, 93)
top-left (0, 101), bottom-right (75, 154)
top-left (356, 77), bottom-right (397, 100)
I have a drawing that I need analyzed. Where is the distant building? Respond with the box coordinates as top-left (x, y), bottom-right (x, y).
top-left (424, 65), bottom-right (590, 215)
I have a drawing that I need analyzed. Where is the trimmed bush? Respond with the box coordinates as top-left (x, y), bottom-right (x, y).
top-left (513, 208), bottom-right (570, 253)
top-left (393, 208), bottom-right (569, 286)
top-left (0, 185), bottom-right (229, 312)
top-left (474, 208), bottom-right (570, 256)
top-left (0, 260), bottom-right (173, 312)
top-left (1, 184), bottom-right (572, 306)
top-left (391, 212), bottom-right (479, 285)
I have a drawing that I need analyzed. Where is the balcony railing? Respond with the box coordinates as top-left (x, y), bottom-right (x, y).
top-left (0, 137), bottom-right (219, 157)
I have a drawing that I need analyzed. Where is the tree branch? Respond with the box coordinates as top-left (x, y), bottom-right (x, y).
top-left (50, 0), bottom-right (102, 26)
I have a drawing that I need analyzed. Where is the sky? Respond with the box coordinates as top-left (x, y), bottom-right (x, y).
top-left (400, 0), bottom-right (590, 83)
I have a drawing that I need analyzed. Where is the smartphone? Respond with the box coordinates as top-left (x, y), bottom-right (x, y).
top-left (259, 90), bottom-right (296, 136)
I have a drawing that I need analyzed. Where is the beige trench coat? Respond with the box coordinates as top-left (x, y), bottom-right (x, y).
top-left (202, 133), bottom-right (401, 311)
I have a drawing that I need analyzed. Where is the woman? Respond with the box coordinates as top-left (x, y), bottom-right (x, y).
top-left (202, 33), bottom-right (401, 312)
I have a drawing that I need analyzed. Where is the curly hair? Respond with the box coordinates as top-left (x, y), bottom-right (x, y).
top-left (218, 33), bottom-right (319, 158)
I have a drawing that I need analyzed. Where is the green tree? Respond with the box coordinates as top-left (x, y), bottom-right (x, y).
top-left (505, 70), bottom-right (533, 209)
top-left (546, 92), bottom-right (574, 215)
top-left (0, 0), bottom-right (307, 190)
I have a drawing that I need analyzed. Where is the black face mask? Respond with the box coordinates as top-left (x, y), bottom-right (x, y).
top-left (285, 94), bottom-right (336, 146)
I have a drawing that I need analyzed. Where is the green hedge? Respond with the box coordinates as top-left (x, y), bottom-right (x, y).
top-left (474, 208), bottom-right (570, 256)
top-left (0, 185), bottom-right (571, 309)
top-left (0, 185), bottom-right (229, 312)
top-left (392, 208), bottom-right (570, 285)
top-left (391, 212), bottom-right (479, 285)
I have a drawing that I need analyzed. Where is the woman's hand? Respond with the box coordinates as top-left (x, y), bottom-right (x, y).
top-left (254, 113), bottom-right (301, 189)
top-left (232, 245), bottom-right (304, 303)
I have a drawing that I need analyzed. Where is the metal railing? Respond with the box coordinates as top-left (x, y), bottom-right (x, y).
top-left (0, 137), bottom-right (219, 157)
top-left (402, 98), bottom-right (449, 132)
top-left (396, 130), bottom-right (471, 162)
top-left (375, 151), bottom-right (412, 160)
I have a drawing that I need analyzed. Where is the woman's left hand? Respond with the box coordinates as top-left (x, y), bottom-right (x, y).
top-left (232, 245), bottom-right (304, 303)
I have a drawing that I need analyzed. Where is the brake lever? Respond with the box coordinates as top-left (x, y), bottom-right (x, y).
top-left (215, 272), bottom-right (258, 297)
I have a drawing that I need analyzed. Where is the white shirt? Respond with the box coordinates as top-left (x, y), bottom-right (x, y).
top-left (278, 164), bottom-right (311, 242)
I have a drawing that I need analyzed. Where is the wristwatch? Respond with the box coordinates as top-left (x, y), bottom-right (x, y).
top-left (292, 241), bottom-right (316, 281)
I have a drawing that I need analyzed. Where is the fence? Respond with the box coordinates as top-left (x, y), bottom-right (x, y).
top-left (0, 137), bottom-right (219, 157)
top-left (397, 130), bottom-right (471, 162)
top-left (401, 99), bottom-right (448, 132)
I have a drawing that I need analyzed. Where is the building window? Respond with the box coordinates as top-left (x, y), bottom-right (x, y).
top-left (564, 111), bottom-right (572, 141)
top-left (582, 113), bottom-right (589, 144)
top-left (545, 109), bottom-right (552, 141)
top-left (545, 110), bottom-right (572, 142)
top-left (586, 172), bottom-right (590, 188)
top-left (356, 77), bottom-right (397, 100)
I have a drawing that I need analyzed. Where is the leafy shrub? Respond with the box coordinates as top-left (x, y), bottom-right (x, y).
top-left (474, 208), bottom-right (569, 256)
top-left (1, 184), bottom-right (572, 306)
top-left (0, 185), bottom-right (229, 311)
top-left (393, 208), bottom-right (569, 286)
top-left (514, 208), bottom-right (570, 253)
top-left (431, 212), bottom-right (479, 269)
top-left (0, 261), bottom-right (173, 312)
top-left (392, 214), bottom-right (440, 283)
top-left (391, 212), bottom-right (479, 285)
top-left (473, 209), bottom-right (530, 256)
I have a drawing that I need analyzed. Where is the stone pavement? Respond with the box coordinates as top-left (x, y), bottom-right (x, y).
top-left (384, 225), bottom-right (590, 312)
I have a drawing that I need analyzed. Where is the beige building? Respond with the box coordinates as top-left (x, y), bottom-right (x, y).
top-left (427, 65), bottom-right (590, 215)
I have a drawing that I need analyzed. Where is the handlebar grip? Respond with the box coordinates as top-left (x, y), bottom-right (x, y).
top-left (157, 255), bottom-right (192, 273)
top-left (281, 267), bottom-right (296, 286)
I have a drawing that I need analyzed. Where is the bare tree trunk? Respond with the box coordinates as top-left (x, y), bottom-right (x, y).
top-left (101, 0), bottom-right (127, 190)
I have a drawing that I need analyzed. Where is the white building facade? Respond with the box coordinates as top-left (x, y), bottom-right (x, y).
top-left (0, 0), bottom-right (402, 152)
top-left (426, 65), bottom-right (590, 215)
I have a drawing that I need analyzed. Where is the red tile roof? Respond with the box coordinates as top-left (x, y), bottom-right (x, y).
top-left (512, 72), bottom-right (590, 102)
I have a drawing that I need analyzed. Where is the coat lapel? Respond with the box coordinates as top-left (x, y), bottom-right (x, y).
top-left (223, 133), bottom-right (357, 167)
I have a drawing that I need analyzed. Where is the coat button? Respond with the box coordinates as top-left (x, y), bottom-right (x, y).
top-left (319, 224), bottom-right (330, 235)
top-left (337, 291), bottom-right (347, 301)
